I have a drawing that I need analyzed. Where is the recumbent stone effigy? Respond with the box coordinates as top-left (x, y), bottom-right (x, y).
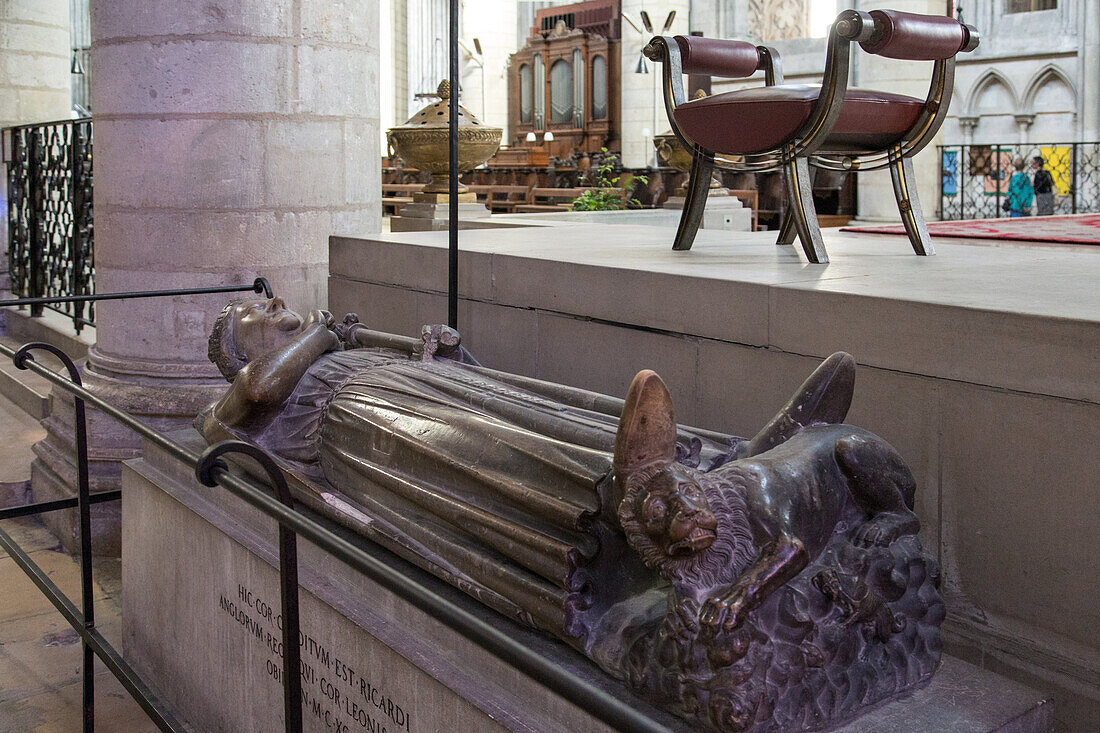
top-left (197, 296), bottom-right (944, 732)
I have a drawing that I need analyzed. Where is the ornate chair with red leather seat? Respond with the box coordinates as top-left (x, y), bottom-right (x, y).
top-left (644, 9), bottom-right (979, 263)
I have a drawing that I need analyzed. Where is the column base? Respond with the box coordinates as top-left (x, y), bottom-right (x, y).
top-left (30, 348), bottom-right (227, 555)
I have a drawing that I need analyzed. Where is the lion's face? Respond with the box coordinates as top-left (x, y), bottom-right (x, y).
top-left (619, 463), bottom-right (755, 596)
top-left (634, 465), bottom-right (719, 558)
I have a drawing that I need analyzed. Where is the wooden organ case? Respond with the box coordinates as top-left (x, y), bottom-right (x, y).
top-left (508, 0), bottom-right (621, 159)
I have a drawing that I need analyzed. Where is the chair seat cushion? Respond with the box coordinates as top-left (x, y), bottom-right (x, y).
top-left (673, 85), bottom-right (925, 155)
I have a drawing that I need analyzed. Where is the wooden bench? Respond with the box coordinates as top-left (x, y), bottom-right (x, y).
top-left (381, 183), bottom-right (424, 214)
top-left (442, 184), bottom-right (533, 213)
top-left (514, 187), bottom-right (623, 213)
top-left (485, 185), bottom-right (534, 213)
top-left (465, 184), bottom-right (493, 207)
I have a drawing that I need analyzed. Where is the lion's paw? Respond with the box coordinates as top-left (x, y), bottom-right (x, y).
top-left (851, 511), bottom-right (917, 548)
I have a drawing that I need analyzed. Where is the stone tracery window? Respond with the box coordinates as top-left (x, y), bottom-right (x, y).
top-left (747, 0), bottom-right (810, 42)
top-left (747, 0), bottom-right (843, 41)
top-left (1006, 0), bottom-right (1056, 12)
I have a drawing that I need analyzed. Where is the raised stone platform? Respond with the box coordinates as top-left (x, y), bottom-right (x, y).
top-left (327, 225), bottom-right (1098, 731)
top-left (122, 430), bottom-right (1053, 733)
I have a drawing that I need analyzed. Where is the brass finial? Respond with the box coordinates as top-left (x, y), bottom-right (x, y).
top-left (437, 79), bottom-right (451, 100)
top-left (692, 89), bottom-right (708, 100)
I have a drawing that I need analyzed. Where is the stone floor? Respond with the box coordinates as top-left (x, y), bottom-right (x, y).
top-left (0, 393), bottom-right (157, 732)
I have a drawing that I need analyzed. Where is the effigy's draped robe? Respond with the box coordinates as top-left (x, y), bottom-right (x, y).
top-left (201, 348), bottom-right (735, 639)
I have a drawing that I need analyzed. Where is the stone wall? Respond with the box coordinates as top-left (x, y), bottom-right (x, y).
top-left (0, 0), bottom-right (70, 129)
top-left (0, 0), bottom-right (71, 288)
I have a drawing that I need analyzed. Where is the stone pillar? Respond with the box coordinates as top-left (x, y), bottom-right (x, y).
top-left (854, 0), bottom-right (946, 222)
top-left (1014, 114), bottom-right (1034, 145)
top-left (31, 0), bottom-right (381, 552)
top-left (0, 0), bottom-right (71, 291)
top-left (619, 0), bottom-right (691, 169)
top-left (1080, 0), bottom-right (1100, 141)
top-left (958, 116), bottom-right (979, 146)
top-left (458, 0), bottom-right (517, 139)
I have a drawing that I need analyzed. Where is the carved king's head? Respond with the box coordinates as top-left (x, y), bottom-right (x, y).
top-left (209, 296), bottom-right (304, 380)
top-left (614, 371), bottom-right (754, 596)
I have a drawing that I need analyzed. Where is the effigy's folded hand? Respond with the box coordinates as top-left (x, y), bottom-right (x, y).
top-left (334, 313), bottom-right (362, 347)
top-left (304, 309), bottom-right (340, 352)
top-left (420, 324), bottom-right (462, 361)
top-left (303, 308), bottom-right (335, 330)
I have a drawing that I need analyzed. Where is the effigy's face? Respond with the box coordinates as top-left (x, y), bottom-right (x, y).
top-left (232, 297), bottom-right (303, 361)
top-left (634, 465), bottom-right (719, 559)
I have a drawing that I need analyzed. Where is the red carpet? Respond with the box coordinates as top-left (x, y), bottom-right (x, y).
top-left (841, 213), bottom-right (1100, 244)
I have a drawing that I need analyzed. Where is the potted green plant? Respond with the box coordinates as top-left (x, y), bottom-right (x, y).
top-left (572, 149), bottom-right (647, 211)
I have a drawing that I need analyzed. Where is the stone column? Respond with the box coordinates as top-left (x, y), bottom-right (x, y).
top-left (1080, 0), bottom-right (1100, 141)
top-left (619, 0), bottom-right (691, 169)
top-left (458, 0), bottom-right (517, 138)
top-left (0, 0), bottom-right (71, 291)
top-left (1014, 114), bottom-right (1034, 145)
top-left (957, 116), bottom-right (979, 146)
top-left (31, 0), bottom-right (381, 552)
top-left (854, 0), bottom-right (946, 222)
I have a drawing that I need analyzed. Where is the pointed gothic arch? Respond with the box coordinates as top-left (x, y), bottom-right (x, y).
top-left (1021, 64), bottom-right (1077, 115)
top-left (965, 70), bottom-right (1019, 117)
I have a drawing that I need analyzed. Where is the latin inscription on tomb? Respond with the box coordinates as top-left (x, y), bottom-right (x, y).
top-left (218, 583), bottom-right (413, 733)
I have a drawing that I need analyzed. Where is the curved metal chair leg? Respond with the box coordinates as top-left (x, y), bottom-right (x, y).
top-left (782, 150), bottom-right (829, 263)
top-left (776, 165), bottom-right (817, 245)
top-left (673, 152), bottom-right (715, 251)
top-left (776, 210), bottom-right (797, 245)
top-left (888, 148), bottom-right (934, 256)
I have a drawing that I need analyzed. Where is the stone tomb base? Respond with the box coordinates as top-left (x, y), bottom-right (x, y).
top-left (663, 192), bottom-right (753, 231)
top-left (121, 430), bottom-right (1052, 733)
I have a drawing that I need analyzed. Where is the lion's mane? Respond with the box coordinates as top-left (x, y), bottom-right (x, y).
top-left (618, 463), bottom-right (756, 599)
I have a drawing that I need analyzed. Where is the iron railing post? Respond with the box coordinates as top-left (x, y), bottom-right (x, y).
top-left (27, 128), bottom-right (44, 316)
top-left (959, 144), bottom-right (966, 221)
top-left (993, 146), bottom-right (1001, 219)
top-left (937, 145), bottom-right (943, 219)
top-left (71, 121), bottom-right (90, 332)
top-left (197, 442), bottom-right (304, 733)
top-left (14, 343), bottom-right (95, 732)
top-left (1071, 142), bottom-right (1078, 214)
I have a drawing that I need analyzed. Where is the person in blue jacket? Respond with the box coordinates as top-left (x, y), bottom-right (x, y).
top-left (1006, 157), bottom-right (1033, 217)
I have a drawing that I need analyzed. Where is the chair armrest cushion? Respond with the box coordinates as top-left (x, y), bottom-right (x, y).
top-left (673, 36), bottom-right (762, 78)
top-left (859, 10), bottom-right (974, 60)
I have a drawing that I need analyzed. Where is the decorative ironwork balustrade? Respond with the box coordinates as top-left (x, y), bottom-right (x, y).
top-left (937, 141), bottom-right (1100, 221)
top-left (4, 117), bottom-right (94, 331)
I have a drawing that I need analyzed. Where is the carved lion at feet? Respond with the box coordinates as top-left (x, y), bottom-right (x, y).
top-left (612, 359), bottom-right (921, 634)
top-left (617, 462), bottom-right (756, 600)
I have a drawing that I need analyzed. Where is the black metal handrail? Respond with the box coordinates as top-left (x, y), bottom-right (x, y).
top-left (937, 140), bottom-right (1100, 220)
top-left (0, 294), bottom-right (673, 732)
top-left (0, 277), bottom-right (273, 310)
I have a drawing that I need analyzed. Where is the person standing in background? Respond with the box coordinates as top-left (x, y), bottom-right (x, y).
top-left (1006, 157), bottom-right (1033, 217)
top-left (1032, 156), bottom-right (1055, 216)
